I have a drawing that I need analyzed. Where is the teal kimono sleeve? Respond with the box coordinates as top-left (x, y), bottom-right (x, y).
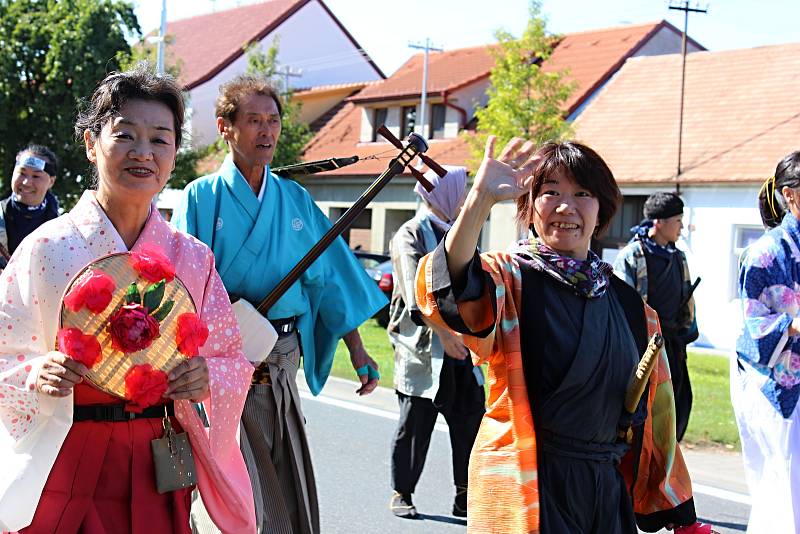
top-left (170, 185), bottom-right (197, 237)
top-left (301, 208), bottom-right (388, 394)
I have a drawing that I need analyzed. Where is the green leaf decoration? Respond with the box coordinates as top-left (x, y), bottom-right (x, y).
top-left (143, 280), bottom-right (166, 312)
top-left (151, 300), bottom-right (175, 322)
top-left (125, 283), bottom-right (141, 305)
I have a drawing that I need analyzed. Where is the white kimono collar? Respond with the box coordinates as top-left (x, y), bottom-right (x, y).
top-left (68, 190), bottom-right (161, 258)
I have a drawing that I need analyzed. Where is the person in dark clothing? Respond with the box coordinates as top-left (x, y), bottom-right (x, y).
top-left (0, 144), bottom-right (60, 268)
top-left (613, 192), bottom-right (698, 442)
top-left (415, 137), bottom-right (713, 533)
top-left (387, 166), bottom-right (485, 519)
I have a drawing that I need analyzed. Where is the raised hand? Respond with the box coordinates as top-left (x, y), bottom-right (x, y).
top-left (445, 135), bottom-right (539, 286)
top-left (473, 136), bottom-right (539, 205)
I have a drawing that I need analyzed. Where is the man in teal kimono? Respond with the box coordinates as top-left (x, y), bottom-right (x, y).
top-left (172, 75), bottom-right (386, 534)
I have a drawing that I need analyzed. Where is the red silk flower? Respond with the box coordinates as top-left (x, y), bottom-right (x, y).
top-left (63, 269), bottom-right (116, 314)
top-left (57, 327), bottom-right (102, 368)
top-left (175, 313), bottom-right (209, 357)
top-left (130, 243), bottom-right (175, 283)
top-left (108, 303), bottom-right (160, 353)
top-left (124, 363), bottom-right (168, 410)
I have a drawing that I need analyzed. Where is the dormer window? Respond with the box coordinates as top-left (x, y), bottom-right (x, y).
top-left (371, 108), bottom-right (388, 142)
top-left (430, 103), bottom-right (446, 139)
top-left (401, 106), bottom-right (416, 138)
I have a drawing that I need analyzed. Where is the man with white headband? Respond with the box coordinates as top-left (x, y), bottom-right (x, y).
top-left (0, 144), bottom-right (60, 267)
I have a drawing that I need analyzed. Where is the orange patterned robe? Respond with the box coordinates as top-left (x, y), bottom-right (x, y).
top-left (416, 250), bottom-right (696, 533)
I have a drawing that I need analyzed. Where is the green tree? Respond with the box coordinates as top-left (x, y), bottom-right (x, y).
top-left (124, 33), bottom-right (215, 192)
top-left (165, 37), bottom-right (313, 190)
top-left (0, 0), bottom-right (140, 208)
top-left (467, 1), bottom-right (575, 165)
top-left (244, 38), bottom-right (311, 168)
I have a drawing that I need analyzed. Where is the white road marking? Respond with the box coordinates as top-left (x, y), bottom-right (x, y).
top-left (692, 483), bottom-right (751, 505)
top-left (300, 390), bottom-right (449, 433)
top-left (300, 390), bottom-right (752, 506)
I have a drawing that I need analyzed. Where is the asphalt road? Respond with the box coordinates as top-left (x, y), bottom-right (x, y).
top-left (300, 386), bottom-right (750, 534)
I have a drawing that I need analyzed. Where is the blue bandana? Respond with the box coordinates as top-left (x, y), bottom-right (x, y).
top-left (629, 220), bottom-right (677, 260)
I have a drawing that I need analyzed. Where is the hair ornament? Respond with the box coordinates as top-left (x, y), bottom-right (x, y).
top-left (759, 175), bottom-right (779, 221)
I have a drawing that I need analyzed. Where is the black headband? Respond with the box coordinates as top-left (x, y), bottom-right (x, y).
top-left (643, 192), bottom-right (683, 220)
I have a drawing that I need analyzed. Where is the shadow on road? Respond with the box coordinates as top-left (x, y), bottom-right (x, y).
top-left (415, 514), bottom-right (467, 526)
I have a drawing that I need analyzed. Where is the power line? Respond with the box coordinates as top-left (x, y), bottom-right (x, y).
top-left (668, 1), bottom-right (708, 193)
top-left (275, 64), bottom-right (302, 92)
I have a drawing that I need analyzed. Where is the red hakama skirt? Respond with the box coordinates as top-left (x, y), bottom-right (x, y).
top-left (19, 384), bottom-right (192, 534)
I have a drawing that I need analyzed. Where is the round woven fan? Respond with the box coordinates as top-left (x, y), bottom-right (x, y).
top-left (59, 251), bottom-right (197, 400)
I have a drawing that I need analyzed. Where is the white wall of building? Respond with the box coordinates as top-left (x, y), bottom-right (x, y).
top-left (632, 26), bottom-right (703, 58)
top-left (449, 80), bottom-right (490, 125)
top-left (679, 185), bottom-right (762, 350)
top-left (188, 0), bottom-right (382, 147)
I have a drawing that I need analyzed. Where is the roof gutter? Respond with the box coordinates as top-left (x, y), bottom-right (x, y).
top-left (443, 91), bottom-right (467, 129)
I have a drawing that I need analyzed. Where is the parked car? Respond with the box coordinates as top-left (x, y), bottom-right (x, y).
top-left (353, 250), bottom-right (392, 327)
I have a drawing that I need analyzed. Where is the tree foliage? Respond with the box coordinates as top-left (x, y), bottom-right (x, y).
top-left (170, 37), bottom-right (313, 187)
top-left (0, 0), bottom-right (139, 208)
top-left (244, 38), bottom-right (311, 168)
top-left (467, 1), bottom-right (575, 165)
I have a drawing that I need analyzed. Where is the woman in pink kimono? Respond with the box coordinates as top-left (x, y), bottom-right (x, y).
top-left (0, 65), bottom-right (256, 533)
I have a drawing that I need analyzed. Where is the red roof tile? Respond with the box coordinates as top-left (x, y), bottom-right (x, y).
top-left (573, 43), bottom-right (800, 184)
top-left (351, 21), bottom-right (696, 114)
top-left (301, 102), bottom-right (473, 177)
top-left (303, 21), bottom-right (701, 178)
top-left (350, 44), bottom-right (497, 104)
top-left (165, 0), bottom-right (383, 90)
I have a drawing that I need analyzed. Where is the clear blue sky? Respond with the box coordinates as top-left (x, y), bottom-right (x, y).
top-left (134, 0), bottom-right (799, 76)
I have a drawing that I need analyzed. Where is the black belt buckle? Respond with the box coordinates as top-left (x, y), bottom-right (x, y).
top-left (270, 316), bottom-right (296, 335)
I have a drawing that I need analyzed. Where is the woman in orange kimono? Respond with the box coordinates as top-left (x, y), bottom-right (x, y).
top-left (415, 137), bottom-right (713, 533)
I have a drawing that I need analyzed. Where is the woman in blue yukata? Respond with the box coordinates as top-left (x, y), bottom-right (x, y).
top-left (734, 150), bottom-right (800, 532)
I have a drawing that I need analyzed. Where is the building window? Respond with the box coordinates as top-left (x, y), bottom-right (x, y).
top-left (329, 207), bottom-right (372, 250)
top-left (401, 106), bottom-right (416, 138)
top-left (592, 195), bottom-right (647, 260)
top-left (371, 108), bottom-right (387, 142)
top-left (730, 224), bottom-right (766, 299)
top-left (430, 103), bottom-right (446, 139)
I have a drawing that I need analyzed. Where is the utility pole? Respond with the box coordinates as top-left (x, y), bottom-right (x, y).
top-left (156, 0), bottom-right (167, 74)
top-left (668, 1), bottom-right (707, 193)
top-left (408, 38), bottom-right (443, 138)
top-left (276, 64), bottom-right (302, 93)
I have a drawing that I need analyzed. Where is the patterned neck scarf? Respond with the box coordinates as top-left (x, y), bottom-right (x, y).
top-left (629, 219), bottom-right (676, 260)
top-left (509, 239), bottom-right (613, 298)
top-left (10, 191), bottom-right (49, 212)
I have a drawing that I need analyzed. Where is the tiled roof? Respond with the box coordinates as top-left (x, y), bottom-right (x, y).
top-left (573, 43), bottom-right (800, 184)
top-left (293, 81), bottom-right (377, 97)
top-left (301, 102), bottom-right (473, 177)
top-left (351, 20), bottom-right (694, 114)
top-left (303, 21), bottom-right (698, 178)
top-left (164, 0), bottom-right (382, 89)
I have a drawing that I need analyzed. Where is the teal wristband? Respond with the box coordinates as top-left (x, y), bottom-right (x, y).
top-left (356, 364), bottom-right (380, 381)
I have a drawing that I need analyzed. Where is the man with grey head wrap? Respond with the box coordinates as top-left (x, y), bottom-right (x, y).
top-left (387, 166), bottom-right (485, 519)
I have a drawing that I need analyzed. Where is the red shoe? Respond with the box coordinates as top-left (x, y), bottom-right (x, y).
top-left (675, 522), bottom-right (717, 534)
